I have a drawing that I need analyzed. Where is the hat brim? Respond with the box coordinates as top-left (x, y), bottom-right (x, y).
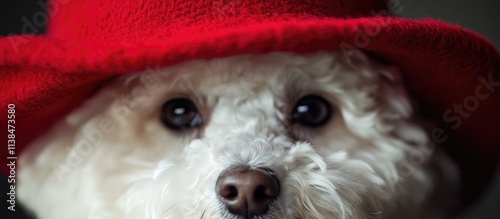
top-left (1, 16), bottom-right (499, 204)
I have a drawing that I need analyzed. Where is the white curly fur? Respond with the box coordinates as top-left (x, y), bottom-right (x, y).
top-left (18, 52), bottom-right (459, 219)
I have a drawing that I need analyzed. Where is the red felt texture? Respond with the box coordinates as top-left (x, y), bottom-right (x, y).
top-left (0, 0), bottom-right (499, 205)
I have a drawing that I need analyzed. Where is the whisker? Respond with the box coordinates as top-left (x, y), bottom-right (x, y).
top-left (200, 209), bottom-right (207, 219)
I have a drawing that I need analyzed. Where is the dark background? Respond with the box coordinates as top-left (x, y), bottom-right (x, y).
top-left (1, 0), bottom-right (499, 218)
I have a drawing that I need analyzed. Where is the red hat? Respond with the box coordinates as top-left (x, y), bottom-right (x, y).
top-left (1, 0), bottom-right (499, 205)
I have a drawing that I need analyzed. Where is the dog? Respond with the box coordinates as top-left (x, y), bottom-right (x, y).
top-left (17, 51), bottom-right (459, 219)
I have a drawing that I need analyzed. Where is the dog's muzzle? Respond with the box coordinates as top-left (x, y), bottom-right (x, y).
top-left (216, 168), bottom-right (280, 218)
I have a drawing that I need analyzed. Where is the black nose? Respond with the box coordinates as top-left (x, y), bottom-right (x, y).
top-left (216, 168), bottom-right (280, 218)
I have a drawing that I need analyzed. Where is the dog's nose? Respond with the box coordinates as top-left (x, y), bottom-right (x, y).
top-left (216, 168), bottom-right (280, 217)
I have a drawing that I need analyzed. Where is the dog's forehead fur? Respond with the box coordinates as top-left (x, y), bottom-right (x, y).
top-left (18, 52), bottom-right (459, 219)
top-left (109, 52), bottom-right (405, 138)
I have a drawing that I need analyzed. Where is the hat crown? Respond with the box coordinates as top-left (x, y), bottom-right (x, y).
top-left (47, 0), bottom-right (388, 43)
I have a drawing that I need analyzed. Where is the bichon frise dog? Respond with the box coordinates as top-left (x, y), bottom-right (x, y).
top-left (18, 51), bottom-right (459, 219)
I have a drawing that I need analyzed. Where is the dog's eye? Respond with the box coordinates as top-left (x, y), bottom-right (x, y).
top-left (292, 95), bottom-right (332, 127)
top-left (161, 98), bottom-right (202, 131)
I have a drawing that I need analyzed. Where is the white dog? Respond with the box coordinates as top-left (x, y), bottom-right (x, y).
top-left (18, 52), bottom-right (459, 219)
